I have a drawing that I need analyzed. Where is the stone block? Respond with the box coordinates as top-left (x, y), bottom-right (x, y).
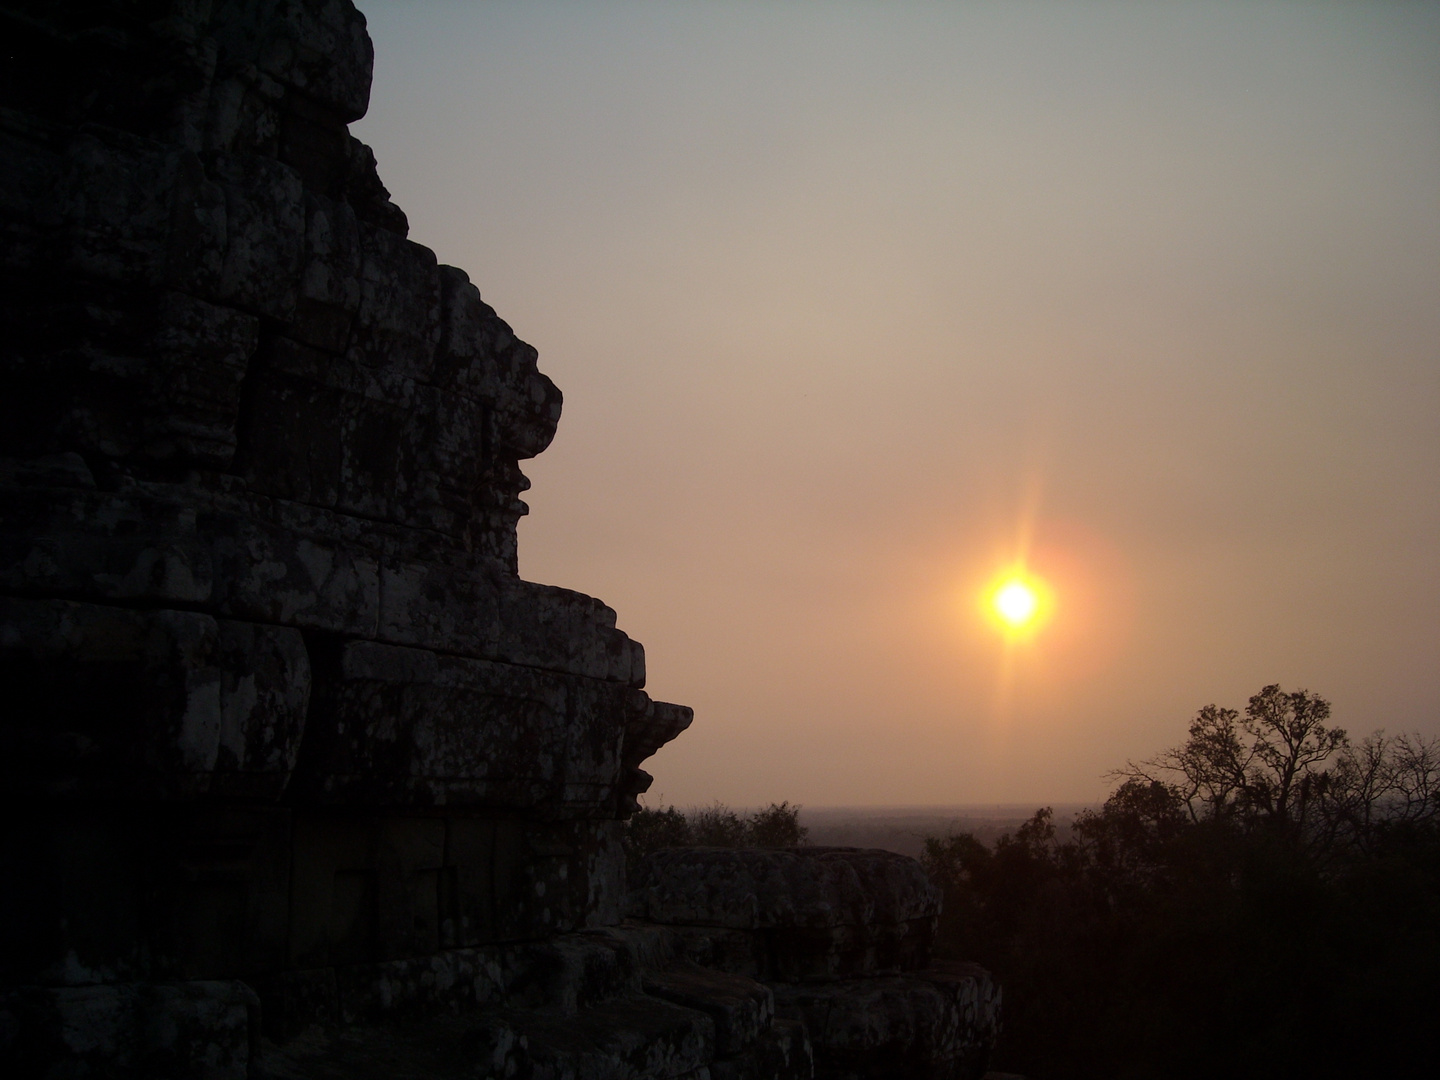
top-left (0, 805), bottom-right (150, 987)
top-left (290, 638), bottom-right (630, 808)
top-left (665, 926), bottom-right (768, 981)
top-left (581, 819), bottom-right (628, 930)
top-left (0, 597), bottom-right (223, 797)
top-left (374, 816), bottom-right (448, 959)
top-left (0, 475), bottom-right (214, 605)
top-left (308, 639), bottom-right (572, 804)
top-left (0, 127), bottom-right (62, 275)
top-left (279, 90), bottom-right (353, 199)
top-left (642, 964), bottom-right (774, 1058)
top-left (394, 379), bottom-right (491, 536)
top-left (164, 156), bottom-right (231, 296)
top-left (431, 265), bottom-right (502, 396)
top-left (296, 190), bottom-right (361, 351)
top-left (0, 4), bottom-right (219, 151)
top-left (496, 577), bottom-right (647, 685)
top-left (667, 912), bottom-right (936, 988)
top-left (502, 933), bottom-right (642, 1016)
top-left (351, 223), bottom-right (440, 381)
top-left (630, 847), bottom-right (940, 983)
top-left (490, 818), bottom-right (625, 944)
top-left (255, 1011), bottom-right (529, 1080)
top-left (0, 599), bottom-right (312, 800)
top-left (238, 337), bottom-right (506, 541)
top-left (341, 133), bottom-right (409, 235)
top-left (377, 561), bottom-right (648, 673)
top-left (709, 1017), bottom-right (814, 1080)
top-left (1, 802), bottom-right (294, 987)
top-left (288, 813), bottom-right (382, 969)
top-left (2, 284), bottom-right (256, 470)
top-left (446, 815), bottom-right (502, 946)
top-left (619, 701), bottom-right (691, 814)
top-left (330, 947), bottom-right (506, 1027)
top-left (287, 813), bottom-right (625, 964)
top-left (289, 813), bottom-right (533, 970)
top-left (251, 0), bottom-right (375, 123)
top-left (916, 961), bottom-right (1002, 1064)
top-left (264, 927), bottom-right (690, 1040)
top-left (629, 846), bottom-right (938, 931)
top-left (266, 928), bottom-right (667, 1037)
top-left (55, 131), bottom-right (221, 289)
top-left (212, 151), bottom-right (305, 321)
top-left (773, 981), bottom-right (939, 1080)
top-left (262, 966), bottom-right (341, 1041)
top-left (434, 265), bottom-right (562, 460)
top-left (376, 558), bottom-right (503, 658)
top-left (139, 291), bottom-right (260, 467)
top-left (0, 481), bottom-right (385, 633)
top-left (514, 994), bottom-right (716, 1080)
top-left (47, 126), bottom-right (226, 290)
top-left (212, 493), bottom-right (381, 637)
top-left (586, 922), bottom-right (682, 974)
top-left (0, 980), bottom-right (258, 1080)
top-left (377, 561), bottom-right (653, 679)
top-left (773, 967), bottom-right (998, 1080)
top-left (151, 807), bottom-right (295, 980)
top-left (214, 619), bottom-right (310, 798)
top-left (203, 66), bottom-right (285, 159)
top-left (237, 340), bottom-right (347, 508)
top-left (334, 374), bottom-right (422, 522)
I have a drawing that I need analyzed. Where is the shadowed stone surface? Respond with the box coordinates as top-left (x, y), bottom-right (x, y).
top-left (630, 850), bottom-right (998, 1079)
top-left (628, 847), bottom-right (940, 982)
top-left (0, 2), bottom-right (995, 1077)
top-left (772, 962), bottom-right (1000, 1080)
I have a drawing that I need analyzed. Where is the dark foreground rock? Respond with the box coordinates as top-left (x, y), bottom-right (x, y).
top-left (0, 2), bottom-right (997, 1077)
top-left (630, 848), bottom-right (999, 1080)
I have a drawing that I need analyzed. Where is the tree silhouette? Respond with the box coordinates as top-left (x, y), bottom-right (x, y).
top-left (924, 685), bottom-right (1440, 1079)
top-left (1119, 685), bottom-right (1347, 828)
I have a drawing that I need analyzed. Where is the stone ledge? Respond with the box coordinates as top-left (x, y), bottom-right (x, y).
top-left (629, 847), bottom-right (940, 931)
top-left (627, 847), bottom-right (941, 981)
top-left (774, 964), bottom-right (1000, 1080)
top-left (0, 980), bottom-right (258, 1080)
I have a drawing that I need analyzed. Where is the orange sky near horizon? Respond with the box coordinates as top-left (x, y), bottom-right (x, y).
top-left (353, 0), bottom-right (1440, 807)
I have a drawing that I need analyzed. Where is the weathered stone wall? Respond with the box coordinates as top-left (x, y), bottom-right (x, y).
top-left (0, 4), bottom-right (996, 1077)
top-left (631, 848), bottom-right (1000, 1080)
top-left (0, 0), bottom-right (690, 1065)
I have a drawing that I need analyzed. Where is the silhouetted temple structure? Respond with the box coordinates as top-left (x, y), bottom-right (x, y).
top-left (0, 3), bottom-right (998, 1076)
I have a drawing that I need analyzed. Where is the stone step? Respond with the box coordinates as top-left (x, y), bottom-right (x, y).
top-left (640, 964), bottom-right (813, 1080)
top-left (773, 961), bottom-right (1000, 1080)
top-left (1, 981), bottom-right (258, 1080)
top-left (628, 847), bottom-right (940, 982)
top-left (262, 925), bottom-right (680, 1036)
top-left (252, 926), bottom-right (811, 1079)
top-left (509, 995), bottom-right (716, 1079)
top-left (257, 987), bottom-right (808, 1080)
top-left (641, 963), bottom-right (773, 1058)
top-left (0, 969), bottom-right (814, 1080)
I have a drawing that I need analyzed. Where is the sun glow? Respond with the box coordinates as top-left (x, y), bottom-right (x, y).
top-left (994, 581), bottom-right (1038, 626)
top-left (984, 570), bottom-right (1052, 637)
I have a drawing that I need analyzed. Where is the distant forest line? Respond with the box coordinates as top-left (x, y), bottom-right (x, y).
top-left (629, 686), bottom-right (1439, 1079)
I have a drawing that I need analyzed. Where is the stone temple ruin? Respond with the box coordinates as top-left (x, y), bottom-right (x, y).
top-left (0, 2), bottom-right (1000, 1077)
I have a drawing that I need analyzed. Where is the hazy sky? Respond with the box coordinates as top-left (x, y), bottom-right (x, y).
top-left (353, 1), bottom-right (1440, 807)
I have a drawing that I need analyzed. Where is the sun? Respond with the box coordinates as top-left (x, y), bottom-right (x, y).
top-left (983, 570), bottom-right (1051, 636)
top-left (993, 580), bottom-right (1038, 627)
